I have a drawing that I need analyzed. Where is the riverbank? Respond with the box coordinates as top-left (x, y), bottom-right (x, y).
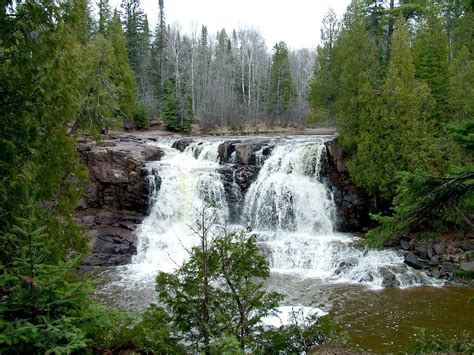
top-left (121, 123), bottom-right (337, 138)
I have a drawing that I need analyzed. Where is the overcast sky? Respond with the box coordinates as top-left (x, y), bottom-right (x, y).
top-left (134, 0), bottom-right (351, 50)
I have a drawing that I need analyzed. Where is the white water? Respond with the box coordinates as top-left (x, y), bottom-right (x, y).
top-left (106, 136), bottom-right (435, 309)
top-left (123, 139), bottom-right (227, 281)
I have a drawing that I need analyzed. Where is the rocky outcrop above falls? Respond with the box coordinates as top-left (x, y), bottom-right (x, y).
top-left (324, 138), bottom-right (373, 232)
top-left (172, 138), bottom-right (194, 152)
top-left (77, 135), bottom-right (163, 266)
top-left (234, 139), bottom-right (271, 165)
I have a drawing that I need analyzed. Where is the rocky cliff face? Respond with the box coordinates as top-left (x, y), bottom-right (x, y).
top-left (324, 138), bottom-right (373, 232)
top-left (77, 135), bottom-right (163, 266)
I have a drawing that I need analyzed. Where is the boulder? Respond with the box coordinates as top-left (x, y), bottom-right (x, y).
top-left (218, 140), bottom-right (242, 163)
top-left (379, 267), bottom-right (400, 287)
top-left (428, 255), bottom-right (440, 266)
top-left (460, 261), bottom-right (474, 273)
top-left (234, 139), bottom-right (270, 165)
top-left (440, 262), bottom-right (458, 275)
top-left (433, 240), bottom-right (446, 255)
top-left (400, 239), bottom-right (411, 251)
top-left (461, 239), bottom-right (474, 251)
top-left (404, 252), bottom-right (426, 269)
top-left (414, 245), bottom-right (429, 259)
top-left (171, 138), bottom-right (194, 152)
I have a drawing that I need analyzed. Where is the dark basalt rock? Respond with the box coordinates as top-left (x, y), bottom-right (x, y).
top-left (77, 136), bottom-right (164, 266)
top-left (404, 252), bottom-right (426, 269)
top-left (324, 138), bottom-right (372, 232)
top-left (79, 208), bottom-right (144, 266)
top-left (379, 267), bottom-right (400, 287)
top-left (78, 138), bottom-right (163, 214)
top-left (234, 139), bottom-right (270, 165)
top-left (218, 140), bottom-right (242, 163)
top-left (460, 261), bottom-right (474, 272)
top-left (171, 138), bottom-right (194, 152)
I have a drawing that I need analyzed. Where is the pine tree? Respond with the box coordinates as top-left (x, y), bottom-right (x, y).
top-left (412, 5), bottom-right (449, 123)
top-left (269, 41), bottom-right (294, 126)
top-left (308, 9), bottom-right (341, 125)
top-left (349, 19), bottom-right (433, 198)
top-left (334, 3), bottom-right (380, 153)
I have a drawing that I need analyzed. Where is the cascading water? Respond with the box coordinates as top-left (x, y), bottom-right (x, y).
top-left (241, 139), bottom-right (432, 289)
top-left (99, 135), bottom-right (435, 310)
top-left (117, 139), bottom-right (228, 290)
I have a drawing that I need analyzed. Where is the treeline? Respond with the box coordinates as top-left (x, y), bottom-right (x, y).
top-left (117, 0), bottom-right (315, 131)
top-left (309, 0), bottom-right (473, 244)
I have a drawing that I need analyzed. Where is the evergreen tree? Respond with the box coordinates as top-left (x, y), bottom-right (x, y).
top-left (308, 9), bottom-right (341, 124)
top-left (349, 19), bottom-right (433, 198)
top-left (97, 0), bottom-right (111, 34)
top-left (269, 41), bottom-right (294, 126)
top-left (412, 5), bottom-right (449, 122)
top-left (156, 207), bottom-right (282, 353)
top-left (161, 80), bottom-right (181, 131)
top-left (334, 3), bottom-right (380, 153)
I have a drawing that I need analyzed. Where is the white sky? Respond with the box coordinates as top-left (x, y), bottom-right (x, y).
top-left (136, 0), bottom-right (352, 50)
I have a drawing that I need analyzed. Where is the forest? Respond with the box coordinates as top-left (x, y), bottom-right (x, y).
top-left (0, 0), bottom-right (473, 353)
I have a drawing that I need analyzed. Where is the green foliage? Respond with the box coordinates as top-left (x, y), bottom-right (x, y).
top-left (254, 312), bottom-right (349, 354)
top-left (156, 207), bottom-right (283, 352)
top-left (84, 304), bottom-right (185, 353)
top-left (412, 5), bottom-right (449, 122)
top-left (269, 41), bottom-right (295, 124)
top-left (366, 171), bottom-right (473, 247)
top-left (332, 4), bottom-right (381, 154)
top-left (308, 9), bottom-right (340, 125)
top-left (209, 337), bottom-right (244, 355)
top-left (407, 327), bottom-right (474, 353)
top-left (349, 19), bottom-right (433, 198)
top-left (134, 100), bottom-right (150, 129)
top-left (162, 79), bottom-right (194, 132)
top-left (0, 195), bottom-right (92, 354)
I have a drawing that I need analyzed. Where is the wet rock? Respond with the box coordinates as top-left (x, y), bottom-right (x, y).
top-left (433, 241), bottom-right (446, 255)
top-left (359, 273), bottom-right (374, 282)
top-left (428, 255), bottom-right (440, 266)
top-left (427, 244), bottom-right (435, 259)
top-left (325, 139), bottom-right (349, 173)
top-left (234, 139), bottom-right (270, 165)
top-left (171, 138), bottom-right (194, 152)
top-left (440, 262), bottom-right (458, 275)
top-left (460, 261), bottom-right (474, 272)
top-left (218, 140), bottom-right (241, 163)
top-left (461, 239), bottom-right (474, 251)
top-left (404, 252), bottom-right (426, 269)
top-left (79, 208), bottom-right (143, 266)
top-left (78, 138), bottom-right (163, 214)
top-left (400, 239), bottom-right (411, 251)
top-left (414, 245), bottom-right (428, 259)
top-left (324, 138), bottom-right (373, 232)
top-left (432, 269), bottom-right (442, 278)
top-left (379, 267), bottom-right (400, 287)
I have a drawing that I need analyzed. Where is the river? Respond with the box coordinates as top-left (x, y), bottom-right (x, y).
top-left (95, 135), bottom-right (474, 352)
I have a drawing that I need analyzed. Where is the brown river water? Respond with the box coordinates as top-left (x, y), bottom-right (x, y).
top-left (267, 274), bottom-right (474, 352)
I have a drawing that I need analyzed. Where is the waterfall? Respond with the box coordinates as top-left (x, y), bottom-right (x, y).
top-left (130, 140), bottom-right (228, 274)
top-left (240, 139), bottom-right (434, 289)
top-left (112, 136), bottom-right (434, 303)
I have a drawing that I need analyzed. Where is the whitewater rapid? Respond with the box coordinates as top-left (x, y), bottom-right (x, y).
top-left (111, 136), bottom-right (434, 291)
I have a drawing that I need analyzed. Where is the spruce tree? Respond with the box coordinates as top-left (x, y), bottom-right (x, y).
top-left (333, 3), bottom-right (380, 153)
top-left (412, 5), bottom-right (449, 123)
top-left (349, 19), bottom-right (433, 198)
top-left (269, 41), bottom-right (294, 126)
